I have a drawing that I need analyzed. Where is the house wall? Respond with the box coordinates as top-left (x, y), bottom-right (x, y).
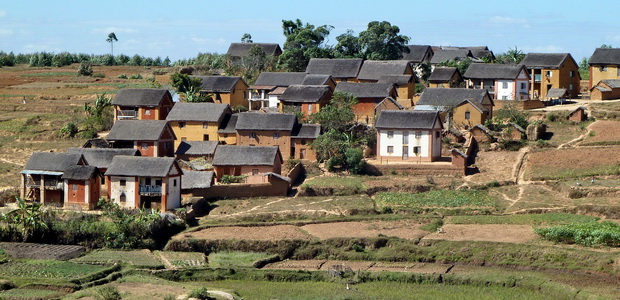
top-left (590, 65), bottom-right (620, 89)
top-left (65, 179), bottom-right (86, 205)
top-left (532, 65), bottom-right (580, 99)
top-left (377, 128), bottom-right (441, 162)
top-left (170, 121), bottom-right (221, 149)
top-left (187, 180), bottom-right (289, 199)
top-left (166, 175), bottom-right (181, 210)
top-left (135, 141), bottom-right (155, 157)
top-left (237, 130), bottom-right (292, 158)
top-left (212, 81), bottom-right (249, 109)
top-left (218, 133), bottom-right (237, 145)
top-left (353, 98), bottom-right (382, 125)
top-left (568, 110), bottom-right (586, 122)
top-left (291, 139), bottom-right (317, 161)
top-left (214, 165), bottom-right (278, 181)
top-left (452, 102), bottom-right (488, 128)
top-left (109, 176), bottom-right (138, 208)
top-left (471, 128), bottom-right (493, 143)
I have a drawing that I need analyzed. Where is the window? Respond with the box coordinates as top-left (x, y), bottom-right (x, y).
top-left (569, 84), bottom-right (574, 91)
top-left (120, 193), bottom-right (126, 203)
top-left (203, 134), bottom-right (210, 141)
top-left (250, 132), bottom-right (257, 139)
top-left (273, 133), bottom-right (280, 139)
top-left (465, 111), bottom-right (471, 120)
top-left (179, 122), bottom-right (185, 128)
top-left (415, 131), bottom-right (422, 139)
top-left (521, 82), bottom-right (526, 90)
top-left (120, 180), bottom-right (126, 186)
top-left (252, 169), bottom-right (259, 175)
top-left (145, 178), bottom-right (151, 185)
top-left (181, 137), bottom-right (187, 141)
top-left (600, 66), bottom-right (607, 72)
top-left (308, 104), bottom-right (313, 112)
top-left (301, 139), bottom-right (306, 145)
top-left (546, 71), bottom-right (552, 77)
top-left (413, 146), bottom-right (421, 156)
top-left (387, 131), bottom-right (394, 138)
top-left (141, 143), bottom-right (148, 150)
top-left (387, 146), bottom-right (394, 153)
top-left (173, 179), bottom-right (177, 187)
top-left (435, 131), bottom-right (441, 138)
top-left (502, 82), bottom-right (508, 89)
top-left (203, 122), bottom-right (208, 129)
top-left (144, 109), bottom-right (151, 115)
top-left (569, 71), bottom-right (574, 77)
top-left (72, 184), bottom-right (78, 191)
top-left (223, 134), bottom-right (228, 138)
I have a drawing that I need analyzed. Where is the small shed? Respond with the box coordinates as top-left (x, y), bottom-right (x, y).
top-left (469, 124), bottom-right (494, 143)
top-left (568, 106), bottom-right (587, 122)
top-left (503, 123), bottom-right (526, 141)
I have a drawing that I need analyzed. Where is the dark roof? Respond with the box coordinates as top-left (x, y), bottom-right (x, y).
top-left (569, 106), bottom-right (587, 115)
top-left (440, 46), bottom-right (493, 60)
top-left (471, 124), bottom-right (493, 136)
top-left (301, 74), bottom-right (334, 86)
top-left (547, 88), bottom-right (568, 98)
top-left (417, 88), bottom-right (490, 108)
top-left (292, 124), bottom-right (321, 139)
top-left (107, 120), bottom-right (169, 141)
top-left (212, 146), bottom-right (281, 166)
top-left (182, 171), bottom-right (214, 189)
top-left (194, 76), bottom-right (246, 92)
top-left (166, 102), bottom-right (231, 122)
top-left (83, 139), bottom-right (110, 148)
top-left (253, 72), bottom-right (306, 87)
top-left (357, 60), bottom-right (412, 81)
top-left (62, 165), bottom-right (98, 180)
top-left (217, 114), bottom-right (238, 134)
top-left (401, 45), bottom-right (433, 63)
top-left (520, 53), bottom-right (571, 69)
top-left (376, 97), bottom-right (404, 110)
top-left (464, 63), bottom-right (525, 79)
top-left (430, 49), bottom-right (473, 64)
top-left (378, 75), bottom-right (414, 85)
top-left (601, 79), bottom-right (620, 89)
top-left (105, 156), bottom-right (179, 177)
top-left (589, 48), bottom-right (620, 65)
top-left (175, 141), bottom-right (218, 155)
top-left (335, 82), bottom-right (395, 98)
top-left (112, 89), bottom-right (170, 107)
top-left (279, 85), bottom-right (331, 103)
top-left (66, 148), bottom-right (139, 169)
top-left (306, 58), bottom-right (363, 79)
top-left (375, 110), bottom-right (440, 129)
top-left (235, 113), bottom-right (296, 131)
top-left (507, 122), bottom-right (525, 133)
top-left (264, 172), bottom-right (291, 183)
top-left (24, 152), bottom-right (83, 172)
top-left (428, 67), bottom-right (460, 82)
top-left (227, 43), bottom-right (282, 57)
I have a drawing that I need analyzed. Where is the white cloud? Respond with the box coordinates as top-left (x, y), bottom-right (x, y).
top-left (91, 27), bottom-right (138, 34)
top-left (0, 29), bottom-right (13, 36)
top-left (488, 16), bottom-right (530, 28)
top-left (522, 45), bottom-right (565, 53)
top-left (0, 10), bottom-right (6, 17)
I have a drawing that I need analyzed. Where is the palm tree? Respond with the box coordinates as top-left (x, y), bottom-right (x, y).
top-left (106, 32), bottom-right (118, 56)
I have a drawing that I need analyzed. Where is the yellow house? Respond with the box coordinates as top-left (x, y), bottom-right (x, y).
top-left (378, 74), bottom-right (416, 108)
top-left (166, 102), bottom-right (232, 149)
top-left (428, 67), bottom-right (463, 88)
top-left (217, 114), bottom-right (238, 145)
top-left (414, 88), bottom-right (494, 129)
top-left (589, 48), bottom-right (620, 90)
top-left (520, 53), bottom-right (581, 99)
top-left (194, 76), bottom-right (249, 109)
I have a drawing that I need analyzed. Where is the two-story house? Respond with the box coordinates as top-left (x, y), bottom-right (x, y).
top-left (589, 48), bottom-right (620, 89)
top-left (105, 156), bottom-right (182, 210)
top-left (194, 76), bottom-right (249, 109)
top-left (357, 60), bottom-right (415, 83)
top-left (112, 89), bottom-right (174, 121)
top-left (212, 145), bottom-right (283, 184)
top-left (305, 58), bottom-right (363, 82)
top-left (279, 85), bottom-right (333, 117)
top-left (335, 82), bottom-right (397, 125)
top-left (414, 88), bottom-right (494, 129)
top-left (166, 102), bottom-right (232, 149)
top-left (520, 53), bottom-right (581, 99)
top-left (249, 72), bottom-right (306, 110)
top-left (464, 63), bottom-right (529, 100)
top-left (375, 110), bottom-right (443, 162)
top-left (106, 120), bottom-right (175, 157)
top-left (235, 112), bottom-right (296, 159)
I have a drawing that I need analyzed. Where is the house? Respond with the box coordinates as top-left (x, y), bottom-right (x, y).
top-left (428, 67), bottom-right (463, 88)
top-left (301, 74), bottom-right (337, 90)
top-left (235, 113), bottom-right (297, 159)
top-left (429, 49), bottom-right (476, 68)
top-left (335, 82), bottom-right (397, 125)
top-left (590, 79), bottom-right (620, 100)
top-left (470, 124), bottom-right (494, 143)
top-left (21, 152), bottom-right (87, 205)
top-left (414, 88), bottom-right (494, 128)
top-left (375, 97), bottom-right (403, 117)
top-left (378, 75), bottom-right (416, 107)
top-left (217, 114), bottom-right (238, 145)
top-left (464, 63), bottom-right (530, 100)
top-left (279, 85), bottom-right (333, 117)
top-left (588, 48), bottom-right (620, 89)
top-left (112, 89), bottom-right (174, 121)
top-left (166, 102), bottom-right (232, 148)
top-left (357, 60), bottom-right (414, 82)
top-left (82, 139), bottom-right (110, 148)
top-left (105, 156), bottom-right (182, 210)
top-left (226, 43), bottom-right (282, 58)
top-left (436, 46), bottom-right (494, 61)
top-left (291, 124), bottom-right (321, 161)
top-left (106, 120), bottom-right (175, 157)
top-left (175, 141), bottom-right (219, 162)
top-left (212, 145), bottom-right (283, 183)
top-left (568, 106), bottom-right (587, 122)
top-left (61, 165), bottom-right (101, 210)
top-left (305, 58), bottom-right (363, 82)
top-left (181, 170), bottom-right (215, 194)
top-left (520, 53), bottom-right (581, 99)
top-left (249, 72), bottom-right (307, 110)
top-left (375, 110), bottom-right (443, 162)
top-left (66, 148), bottom-right (140, 198)
top-left (401, 45), bottom-right (434, 65)
top-left (193, 76), bottom-right (249, 109)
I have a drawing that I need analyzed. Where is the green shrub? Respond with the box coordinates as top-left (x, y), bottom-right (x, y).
top-left (589, 130), bottom-right (596, 137)
top-left (129, 74), bottom-right (143, 79)
top-left (96, 286), bottom-right (121, 300)
top-left (117, 74), bottom-right (127, 79)
top-left (220, 175), bottom-right (248, 184)
top-left (535, 139), bottom-right (551, 148)
top-left (77, 63), bottom-right (93, 76)
top-left (345, 147), bottom-right (364, 174)
top-left (92, 73), bottom-right (105, 78)
top-left (189, 287), bottom-right (209, 300)
top-left (486, 180), bottom-right (500, 188)
top-left (59, 122), bottom-right (78, 138)
top-left (536, 221), bottom-right (620, 247)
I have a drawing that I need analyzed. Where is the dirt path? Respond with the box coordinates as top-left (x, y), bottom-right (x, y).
top-left (557, 121), bottom-right (595, 149)
top-left (209, 291), bottom-right (235, 300)
top-left (0, 158), bottom-right (22, 166)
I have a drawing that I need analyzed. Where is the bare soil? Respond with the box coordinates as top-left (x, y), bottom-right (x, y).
top-left (177, 225), bottom-right (314, 241)
top-left (584, 120), bottom-right (620, 144)
top-left (0, 242), bottom-right (84, 260)
top-left (300, 220), bottom-right (428, 240)
top-left (525, 147), bottom-right (620, 180)
top-left (423, 224), bottom-right (537, 243)
top-left (467, 151), bottom-right (521, 184)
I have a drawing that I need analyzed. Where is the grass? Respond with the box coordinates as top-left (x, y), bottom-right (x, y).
top-left (71, 250), bottom-right (164, 269)
top-left (208, 251), bottom-right (273, 268)
top-left (20, 71), bottom-right (76, 77)
top-left (376, 190), bottom-right (497, 209)
top-left (536, 221), bottom-right (620, 247)
top-left (0, 287), bottom-right (66, 298)
top-left (155, 251), bottom-right (206, 268)
top-left (0, 260), bottom-right (105, 279)
top-left (447, 213), bottom-right (599, 225)
top-left (300, 176), bottom-right (367, 196)
top-left (542, 120), bottom-right (591, 147)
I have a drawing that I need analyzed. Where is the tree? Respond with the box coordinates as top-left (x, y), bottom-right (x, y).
top-left (437, 59), bottom-right (471, 75)
top-left (170, 73), bottom-right (203, 94)
top-left (2, 197), bottom-right (49, 241)
top-left (579, 57), bottom-right (590, 80)
top-left (496, 46), bottom-right (525, 64)
top-left (278, 19), bottom-right (333, 71)
top-left (333, 30), bottom-right (362, 58)
top-left (600, 44), bottom-right (613, 49)
top-left (358, 21), bottom-right (409, 60)
top-left (241, 33), bottom-right (253, 43)
top-left (106, 32), bottom-right (118, 56)
top-left (310, 91), bottom-right (357, 132)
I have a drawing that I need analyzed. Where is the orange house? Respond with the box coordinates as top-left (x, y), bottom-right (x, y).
top-left (21, 152), bottom-right (87, 205)
top-left (62, 165), bottom-right (101, 210)
top-left (520, 53), bottom-right (581, 99)
top-left (112, 89), bottom-right (174, 121)
top-left (335, 82), bottom-right (397, 125)
top-left (106, 120), bottom-right (176, 157)
top-left (194, 76), bottom-right (249, 109)
top-left (212, 145), bottom-right (283, 184)
top-left (279, 85), bottom-right (333, 117)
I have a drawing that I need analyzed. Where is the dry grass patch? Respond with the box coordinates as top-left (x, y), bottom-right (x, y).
top-left (525, 147), bottom-right (620, 180)
top-left (423, 224), bottom-right (538, 243)
top-left (300, 220), bottom-right (428, 240)
top-left (582, 120), bottom-right (620, 145)
top-left (177, 225), bottom-right (314, 241)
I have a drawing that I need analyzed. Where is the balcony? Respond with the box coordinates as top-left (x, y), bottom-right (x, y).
top-left (117, 109), bottom-right (138, 119)
top-left (534, 74), bottom-right (542, 83)
top-left (44, 179), bottom-right (62, 190)
top-left (139, 185), bottom-right (162, 196)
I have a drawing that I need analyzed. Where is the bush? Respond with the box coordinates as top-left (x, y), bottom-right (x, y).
top-left (117, 74), bottom-right (127, 79)
top-left (59, 122), bottom-right (78, 138)
top-left (220, 175), bottom-right (248, 184)
top-left (345, 147), bottom-right (364, 174)
top-left (77, 63), bottom-right (93, 76)
top-left (129, 74), bottom-right (143, 79)
top-left (536, 221), bottom-right (620, 247)
top-left (92, 73), bottom-right (105, 78)
top-left (189, 287), bottom-right (209, 300)
top-left (96, 286), bottom-right (121, 300)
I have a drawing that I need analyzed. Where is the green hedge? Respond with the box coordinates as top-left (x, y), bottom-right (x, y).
top-left (535, 221), bottom-right (620, 247)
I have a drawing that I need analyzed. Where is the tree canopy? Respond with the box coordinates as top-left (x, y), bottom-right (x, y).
top-left (278, 19), bottom-right (333, 71)
top-left (358, 21), bottom-right (410, 60)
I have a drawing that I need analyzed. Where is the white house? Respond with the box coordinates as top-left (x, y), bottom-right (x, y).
top-left (375, 110), bottom-right (443, 162)
top-left (464, 63), bottom-right (529, 100)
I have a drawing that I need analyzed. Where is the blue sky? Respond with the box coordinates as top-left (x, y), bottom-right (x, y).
top-left (1, 0), bottom-right (617, 62)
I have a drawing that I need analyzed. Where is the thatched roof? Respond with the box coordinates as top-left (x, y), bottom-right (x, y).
top-left (306, 58), bottom-right (363, 79)
top-left (417, 88), bottom-right (490, 108)
top-left (357, 60), bottom-right (412, 81)
top-left (279, 85), bottom-right (332, 103)
top-left (217, 114), bottom-right (238, 134)
top-left (107, 120), bottom-right (170, 141)
top-left (520, 53), bottom-right (572, 69)
top-left (182, 171), bottom-right (214, 189)
top-left (428, 67), bottom-right (460, 82)
top-left (227, 43), bottom-right (282, 57)
top-left (378, 75), bottom-right (414, 85)
top-left (105, 156), bottom-right (179, 177)
top-left (166, 102), bottom-right (231, 122)
top-left (235, 113), bottom-right (296, 131)
top-left (253, 72), bottom-right (306, 87)
top-left (430, 49), bottom-right (473, 64)
top-left (589, 48), bottom-right (620, 65)
top-left (66, 148), bottom-right (139, 169)
top-left (464, 63), bottom-right (525, 79)
top-left (112, 89), bottom-right (171, 107)
top-left (301, 74), bottom-right (334, 86)
top-left (292, 124), bottom-right (321, 139)
top-left (194, 76), bottom-right (246, 92)
top-left (62, 165), bottom-right (98, 180)
top-left (401, 45), bottom-right (433, 63)
top-left (175, 141), bottom-right (219, 155)
top-left (335, 82), bottom-right (395, 98)
top-left (212, 146), bottom-right (281, 166)
top-left (375, 110), bottom-right (441, 129)
top-left (23, 152), bottom-right (84, 172)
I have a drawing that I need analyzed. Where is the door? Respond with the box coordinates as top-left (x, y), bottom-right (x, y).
top-left (403, 131), bottom-right (409, 144)
top-left (300, 149), bottom-right (306, 159)
top-left (402, 146), bottom-right (408, 160)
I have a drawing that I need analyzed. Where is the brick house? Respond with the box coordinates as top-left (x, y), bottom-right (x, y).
top-left (279, 85), bottom-right (333, 117)
top-left (414, 88), bottom-right (494, 129)
top-left (428, 67), bottom-right (463, 88)
top-left (212, 145), bottom-right (283, 183)
top-left (193, 76), bottom-right (249, 109)
top-left (106, 120), bottom-right (175, 157)
top-left (335, 82), bottom-right (397, 125)
top-left (112, 89), bottom-right (174, 121)
top-left (588, 48), bottom-right (620, 89)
